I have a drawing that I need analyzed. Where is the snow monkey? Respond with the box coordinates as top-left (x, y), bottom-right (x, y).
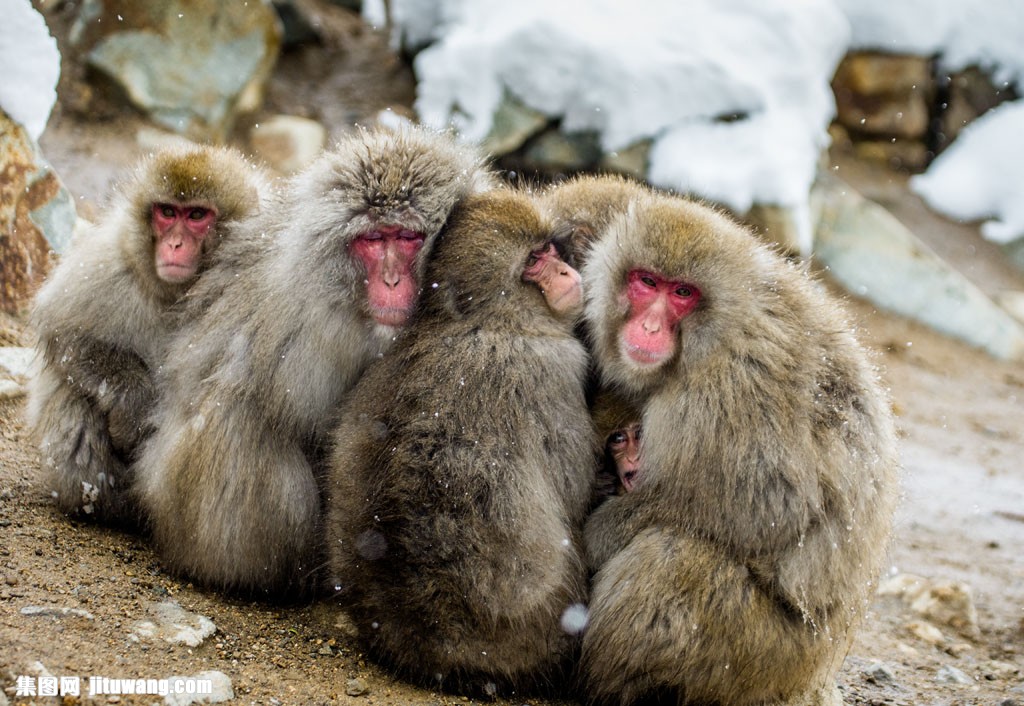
top-left (325, 189), bottom-right (597, 694)
top-left (135, 125), bottom-right (495, 596)
top-left (28, 145), bottom-right (270, 525)
top-left (577, 191), bottom-right (900, 706)
top-left (591, 391), bottom-right (644, 500)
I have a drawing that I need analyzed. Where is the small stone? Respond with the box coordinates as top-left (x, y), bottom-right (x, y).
top-left (862, 660), bottom-right (896, 684)
top-left (317, 645), bottom-right (333, 656)
top-left (346, 677), bottom-right (369, 696)
top-left (131, 600), bottom-right (216, 647)
top-left (935, 665), bottom-right (973, 685)
top-left (21, 605), bottom-right (95, 620)
top-left (905, 620), bottom-right (945, 645)
top-left (980, 660), bottom-right (1020, 681)
top-left (909, 581), bottom-right (980, 638)
top-left (4, 574), bottom-right (18, 586)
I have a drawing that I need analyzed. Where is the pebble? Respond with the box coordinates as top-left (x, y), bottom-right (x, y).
top-left (131, 600), bottom-right (216, 647)
top-left (20, 605), bottom-right (95, 620)
top-left (862, 660), bottom-right (896, 684)
top-left (905, 619), bottom-right (945, 645)
top-left (935, 665), bottom-right (973, 685)
top-left (346, 677), bottom-right (369, 696)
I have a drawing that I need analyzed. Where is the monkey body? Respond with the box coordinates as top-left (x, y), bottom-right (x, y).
top-left (28, 146), bottom-right (267, 524)
top-left (326, 190), bottom-right (595, 691)
top-left (574, 191), bottom-right (899, 706)
top-left (136, 126), bottom-right (494, 595)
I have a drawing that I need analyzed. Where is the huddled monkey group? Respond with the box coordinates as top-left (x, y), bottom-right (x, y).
top-left (27, 124), bottom-right (900, 706)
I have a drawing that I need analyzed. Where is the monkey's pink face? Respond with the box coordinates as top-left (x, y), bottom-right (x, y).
top-left (522, 243), bottom-right (582, 316)
top-left (349, 226), bottom-right (427, 327)
top-left (152, 203), bottom-right (217, 283)
top-left (608, 423), bottom-right (642, 492)
top-left (619, 269), bottom-right (700, 367)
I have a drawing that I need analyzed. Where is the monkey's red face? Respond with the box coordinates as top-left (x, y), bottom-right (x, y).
top-left (608, 423), bottom-right (642, 492)
top-left (522, 243), bottom-right (583, 316)
top-left (152, 203), bottom-right (217, 283)
top-left (619, 270), bottom-right (700, 367)
top-left (349, 226), bottom-right (427, 328)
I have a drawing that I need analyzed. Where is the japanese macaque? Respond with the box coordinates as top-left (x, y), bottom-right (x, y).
top-left (325, 189), bottom-right (596, 693)
top-left (539, 173), bottom-right (648, 265)
top-left (27, 146), bottom-right (269, 525)
top-left (135, 125), bottom-right (495, 596)
top-left (591, 392), bottom-right (643, 500)
top-left (578, 192), bottom-right (900, 706)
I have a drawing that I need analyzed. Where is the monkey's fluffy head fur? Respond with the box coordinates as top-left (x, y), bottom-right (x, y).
top-left (584, 192), bottom-right (821, 397)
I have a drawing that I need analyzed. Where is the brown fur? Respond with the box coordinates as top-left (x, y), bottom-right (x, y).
top-left (135, 125), bottom-right (495, 596)
top-left (590, 391), bottom-right (642, 503)
top-left (574, 188), bottom-right (900, 706)
top-left (325, 189), bottom-right (597, 693)
top-left (27, 145), bottom-right (268, 525)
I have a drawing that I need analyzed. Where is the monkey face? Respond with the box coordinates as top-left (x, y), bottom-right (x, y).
top-left (617, 269), bottom-right (700, 369)
top-left (151, 202), bottom-right (219, 283)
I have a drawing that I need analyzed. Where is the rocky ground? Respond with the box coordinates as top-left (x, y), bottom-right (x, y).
top-left (2, 10), bottom-right (1024, 706)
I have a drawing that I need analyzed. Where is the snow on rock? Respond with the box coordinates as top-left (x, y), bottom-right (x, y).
top-left (910, 100), bottom-right (1024, 245)
top-left (163, 671), bottom-right (234, 706)
top-left (0, 3), bottom-right (60, 141)
top-left (131, 601), bottom-right (217, 648)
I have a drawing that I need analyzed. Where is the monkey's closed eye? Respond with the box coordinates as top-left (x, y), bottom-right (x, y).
top-left (640, 275), bottom-right (657, 288)
top-left (188, 208), bottom-right (209, 220)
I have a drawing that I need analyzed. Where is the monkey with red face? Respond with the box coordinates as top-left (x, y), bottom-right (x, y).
top-left (136, 126), bottom-right (495, 596)
top-left (555, 184), bottom-right (900, 706)
top-left (28, 145), bottom-right (269, 525)
top-left (326, 189), bottom-right (595, 693)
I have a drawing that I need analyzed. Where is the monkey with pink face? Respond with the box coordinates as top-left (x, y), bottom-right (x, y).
top-left (544, 176), bottom-right (900, 706)
top-left (28, 145), bottom-right (270, 526)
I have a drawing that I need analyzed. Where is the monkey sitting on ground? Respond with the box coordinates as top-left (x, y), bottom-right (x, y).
top-left (573, 190), bottom-right (900, 706)
top-left (27, 146), bottom-right (269, 525)
top-left (325, 189), bottom-right (597, 694)
top-left (591, 392), bottom-right (644, 501)
top-left (135, 125), bottom-right (495, 596)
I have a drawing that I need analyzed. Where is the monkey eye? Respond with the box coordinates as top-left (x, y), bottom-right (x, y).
top-left (607, 431), bottom-right (628, 447)
top-left (675, 286), bottom-right (693, 297)
top-left (397, 229), bottom-right (423, 241)
top-left (640, 275), bottom-right (658, 288)
top-left (188, 207), bottom-right (209, 220)
top-left (159, 205), bottom-right (176, 219)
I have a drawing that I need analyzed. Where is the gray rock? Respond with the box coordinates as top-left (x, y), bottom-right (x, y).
top-left (744, 203), bottom-right (803, 255)
top-left (522, 129), bottom-right (602, 173)
top-left (20, 605), bottom-right (96, 620)
top-left (908, 581), bottom-right (979, 638)
top-left (131, 601), bottom-right (217, 648)
top-left (862, 660), bottom-right (897, 684)
top-left (346, 677), bottom-right (369, 696)
top-left (250, 114), bottom-right (326, 174)
top-left (935, 665), bottom-right (973, 685)
top-left (77, 0), bottom-right (282, 142)
top-left (163, 670), bottom-right (233, 705)
top-left (598, 139), bottom-right (651, 180)
top-left (481, 92), bottom-right (548, 157)
top-left (812, 174), bottom-right (1024, 361)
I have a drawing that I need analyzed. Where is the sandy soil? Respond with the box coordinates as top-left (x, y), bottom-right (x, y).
top-left (3, 9), bottom-right (1023, 706)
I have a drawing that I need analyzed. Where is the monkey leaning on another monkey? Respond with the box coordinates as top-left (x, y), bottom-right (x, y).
top-left (28, 145), bottom-right (270, 525)
top-left (135, 125), bottom-right (495, 596)
top-left (325, 188), bottom-right (597, 694)
top-left (544, 176), bottom-right (899, 706)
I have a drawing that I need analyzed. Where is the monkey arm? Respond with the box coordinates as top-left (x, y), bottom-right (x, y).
top-left (583, 490), bottom-right (656, 571)
top-left (43, 335), bottom-right (155, 453)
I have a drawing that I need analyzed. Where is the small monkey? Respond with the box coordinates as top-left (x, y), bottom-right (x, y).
top-left (591, 392), bottom-right (643, 500)
top-left (27, 145), bottom-right (269, 524)
top-left (325, 189), bottom-right (596, 693)
top-left (135, 125), bottom-right (495, 596)
top-left (575, 191), bottom-right (900, 706)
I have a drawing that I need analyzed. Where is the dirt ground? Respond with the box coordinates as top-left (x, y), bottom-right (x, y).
top-left (2, 9), bottom-right (1023, 706)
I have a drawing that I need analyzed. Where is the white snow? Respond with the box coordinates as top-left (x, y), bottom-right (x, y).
top-left (375, 0), bottom-right (1024, 249)
top-left (0, 2), bottom-right (61, 140)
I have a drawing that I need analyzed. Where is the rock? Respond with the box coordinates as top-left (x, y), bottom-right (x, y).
top-left (908, 581), bottom-right (980, 638)
top-left (73, 0), bottom-right (283, 142)
top-left (744, 203), bottom-right (803, 254)
top-left (481, 92), bottom-right (548, 157)
top-left (832, 52), bottom-right (933, 140)
top-left (131, 601), bottom-right (217, 648)
top-left (598, 140), bottom-right (651, 181)
top-left (877, 572), bottom-right (929, 599)
top-left (1, 110), bottom-right (76, 314)
top-left (0, 346), bottom-right (34, 379)
top-left (979, 659), bottom-right (1020, 681)
top-left (862, 660), bottom-right (897, 684)
top-left (935, 665), bottom-right (973, 685)
top-left (250, 114), bottom-right (326, 174)
top-left (905, 619), bottom-right (945, 645)
top-left (135, 127), bottom-right (197, 153)
top-left (345, 677), bottom-right (368, 696)
top-left (936, 66), bottom-right (1014, 154)
top-left (996, 291), bottom-right (1024, 325)
top-left (812, 173), bottom-right (1024, 361)
top-left (521, 129), bottom-right (602, 173)
top-left (20, 605), bottom-right (96, 620)
top-left (163, 670), bottom-right (233, 705)
top-left (0, 683), bottom-right (8, 705)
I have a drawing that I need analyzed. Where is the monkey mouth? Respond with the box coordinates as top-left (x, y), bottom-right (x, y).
top-left (371, 307), bottom-right (413, 327)
top-left (621, 471), bottom-right (638, 492)
top-left (622, 341), bottom-right (671, 367)
top-left (156, 263), bottom-right (198, 283)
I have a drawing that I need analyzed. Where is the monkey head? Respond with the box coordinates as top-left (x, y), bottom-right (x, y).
top-left (592, 391), bottom-right (644, 493)
top-left (124, 145), bottom-right (264, 293)
top-left (423, 189), bottom-right (583, 323)
top-left (294, 126), bottom-right (494, 333)
top-left (584, 194), bottom-right (773, 397)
